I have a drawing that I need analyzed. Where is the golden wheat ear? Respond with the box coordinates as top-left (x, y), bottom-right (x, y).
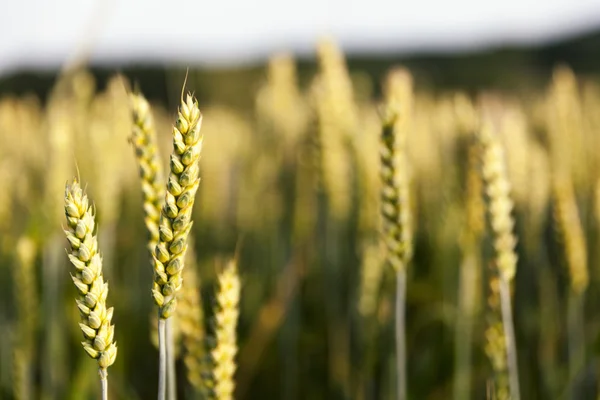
top-left (151, 93), bottom-right (203, 318)
top-left (206, 258), bottom-right (240, 400)
top-left (179, 240), bottom-right (206, 393)
top-left (379, 67), bottom-right (414, 400)
top-left (152, 92), bottom-right (203, 400)
top-left (478, 111), bottom-right (520, 400)
top-left (129, 91), bottom-right (165, 254)
top-left (63, 178), bottom-right (117, 398)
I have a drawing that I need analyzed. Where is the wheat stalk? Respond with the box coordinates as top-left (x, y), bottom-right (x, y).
top-left (478, 113), bottom-right (520, 400)
top-left (207, 259), bottom-right (240, 400)
top-left (380, 68), bottom-right (413, 400)
top-left (64, 179), bottom-right (117, 400)
top-left (454, 114), bottom-right (485, 400)
top-left (152, 93), bottom-right (203, 400)
top-left (552, 176), bottom-right (588, 395)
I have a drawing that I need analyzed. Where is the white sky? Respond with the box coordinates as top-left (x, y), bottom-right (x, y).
top-left (1, 0), bottom-right (600, 75)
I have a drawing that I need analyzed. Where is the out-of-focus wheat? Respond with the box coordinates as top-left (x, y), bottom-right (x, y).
top-left (312, 38), bottom-right (357, 221)
top-left (380, 68), bottom-right (414, 400)
top-left (453, 93), bottom-right (483, 400)
top-left (178, 243), bottom-right (206, 393)
top-left (207, 259), bottom-right (240, 400)
top-left (479, 107), bottom-right (520, 400)
top-left (12, 236), bottom-right (38, 400)
top-left (256, 54), bottom-right (309, 153)
top-left (380, 68), bottom-right (413, 272)
top-left (130, 91), bottom-right (165, 253)
top-left (552, 178), bottom-right (588, 294)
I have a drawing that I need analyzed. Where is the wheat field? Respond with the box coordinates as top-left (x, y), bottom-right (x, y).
top-left (1, 39), bottom-right (600, 399)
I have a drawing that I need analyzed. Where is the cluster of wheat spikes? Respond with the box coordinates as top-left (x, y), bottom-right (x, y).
top-left (6, 38), bottom-right (600, 399)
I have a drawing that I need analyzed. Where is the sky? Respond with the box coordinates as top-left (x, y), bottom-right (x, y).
top-left (1, 0), bottom-right (600, 75)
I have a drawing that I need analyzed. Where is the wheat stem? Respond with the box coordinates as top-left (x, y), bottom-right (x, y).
top-left (499, 276), bottom-right (520, 400)
top-left (100, 368), bottom-right (108, 400)
top-left (380, 68), bottom-right (413, 400)
top-left (567, 291), bottom-right (585, 398)
top-left (158, 318), bottom-right (167, 400)
top-left (395, 268), bottom-right (407, 400)
top-left (478, 113), bottom-right (520, 400)
top-left (167, 319), bottom-right (177, 400)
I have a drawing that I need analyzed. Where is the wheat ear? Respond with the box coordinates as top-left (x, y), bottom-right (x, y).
top-left (207, 259), bottom-right (240, 400)
top-left (64, 179), bottom-right (117, 400)
top-left (552, 175), bottom-right (588, 394)
top-left (130, 92), bottom-right (165, 254)
top-left (179, 243), bottom-right (206, 393)
top-left (479, 118), bottom-right (520, 400)
top-left (152, 93), bottom-right (203, 400)
top-left (380, 68), bottom-right (413, 400)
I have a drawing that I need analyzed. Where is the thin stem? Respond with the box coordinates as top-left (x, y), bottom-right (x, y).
top-left (395, 268), bottom-right (406, 400)
top-left (100, 368), bottom-right (108, 400)
top-left (166, 318), bottom-right (177, 400)
top-left (453, 249), bottom-right (478, 400)
top-left (567, 291), bottom-right (585, 399)
top-left (158, 318), bottom-right (167, 400)
top-left (498, 276), bottom-right (520, 400)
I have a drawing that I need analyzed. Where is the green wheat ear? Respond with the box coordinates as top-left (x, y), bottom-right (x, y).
top-left (64, 179), bottom-right (118, 371)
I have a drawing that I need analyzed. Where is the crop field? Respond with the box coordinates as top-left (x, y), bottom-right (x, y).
top-left (1, 38), bottom-right (600, 399)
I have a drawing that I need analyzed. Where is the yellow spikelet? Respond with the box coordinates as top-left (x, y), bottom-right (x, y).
top-left (88, 76), bottom-right (132, 225)
top-left (130, 91), bottom-right (165, 253)
top-left (208, 259), bottom-right (240, 400)
top-left (199, 107), bottom-right (250, 228)
top-left (13, 236), bottom-right (38, 400)
top-left (479, 107), bottom-right (520, 400)
top-left (480, 120), bottom-right (518, 282)
top-left (179, 246), bottom-right (206, 392)
top-left (358, 241), bottom-right (385, 318)
top-left (152, 93), bottom-right (203, 318)
top-left (63, 179), bottom-right (118, 371)
top-left (380, 68), bottom-right (414, 271)
top-left (355, 105), bottom-right (382, 235)
top-left (525, 142), bottom-right (551, 235)
top-left (313, 38), bottom-right (357, 220)
top-left (547, 66), bottom-right (587, 193)
top-left (552, 176), bottom-right (588, 294)
top-left (256, 53), bottom-right (308, 149)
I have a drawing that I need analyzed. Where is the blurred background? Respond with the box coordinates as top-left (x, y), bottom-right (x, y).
top-left (3, 0), bottom-right (600, 399)
top-left (3, 0), bottom-right (600, 101)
